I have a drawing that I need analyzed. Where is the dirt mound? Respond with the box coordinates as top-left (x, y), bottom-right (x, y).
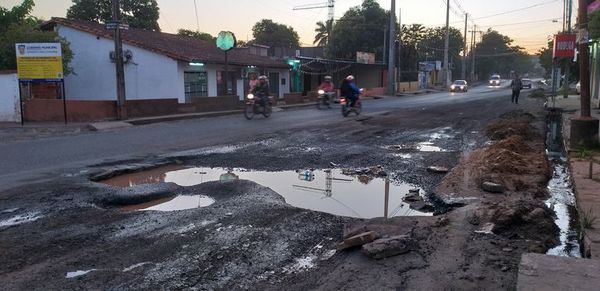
top-left (486, 120), bottom-right (532, 140)
top-left (436, 109), bottom-right (550, 197)
top-left (487, 200), bottom-right (559, 249)
top-left (488, 135), bottom-right (533, 154)
top-left (483, 149), bottom-right (529, 174)
top-left (498, 111), bottom-right (535, 121)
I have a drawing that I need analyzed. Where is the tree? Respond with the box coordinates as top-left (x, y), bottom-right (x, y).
top-left (0, 0), bottom-right (34, 33)
top-left (67, 0), bottom-right (160, 31)
top-left (252, 19), bottom-right (299, 48)
top-left (417, 26), bottom-right (465, 76)
top-left (473, 29), bottom-right (532, 80)
top-left (177, 29), bottom-right (214, 42)
top-left (329, 0), bottom-right (389, 60)
top-left (401, 24), bottom-right (426, 50)
top-left (537, 40), bottom-right (553, 77)
top-left (314, 19), bottom-right (333, 47)
top-left (0, 0), bottom-right (74, 74)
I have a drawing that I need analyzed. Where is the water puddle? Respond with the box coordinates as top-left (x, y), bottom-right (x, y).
top-left (389, 142), bottom-right (446, 152)
top-left (123, 195), bottom-right (215, 212)
top-left (66, 269), bottom-right (96, 278)
top-left (101, 164), bottom-right (187, 187)
top-left (0, 212), bottom-right (43, 228)
top-left (102, 166), bottom-right (431, 218)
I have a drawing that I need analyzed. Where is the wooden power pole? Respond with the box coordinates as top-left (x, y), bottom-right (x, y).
top-left (112, 0), bottom-right (127, 120)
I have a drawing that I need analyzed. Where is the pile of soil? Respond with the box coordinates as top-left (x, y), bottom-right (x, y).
top-left (436, 111), bottom-right (550, 197)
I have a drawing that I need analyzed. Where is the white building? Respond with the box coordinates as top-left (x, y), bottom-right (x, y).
top-left (43, 18), bottom-right (291, 105)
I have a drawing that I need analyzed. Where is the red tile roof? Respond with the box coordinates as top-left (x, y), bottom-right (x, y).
top-left (43, 18), bottom-right (290, 69)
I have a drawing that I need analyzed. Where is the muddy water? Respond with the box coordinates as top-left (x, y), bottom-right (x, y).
top-left (545, 111), bottom-right (581, 257)
top-left (103, 167), bottom-right (431, 218)
top-left (101, 165), bottom-right (187, 187)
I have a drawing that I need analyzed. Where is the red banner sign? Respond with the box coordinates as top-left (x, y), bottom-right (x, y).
top-left (553, 34), bottom-right (576, 59)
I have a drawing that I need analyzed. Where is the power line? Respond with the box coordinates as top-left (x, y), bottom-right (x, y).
top-left (473, 0), bottom-right (561, 20)
top-left (478, 18), bottom-right (560, 28)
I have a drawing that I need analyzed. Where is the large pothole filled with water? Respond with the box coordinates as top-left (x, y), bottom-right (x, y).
top-left (101, 166), bottom-right (433, 218)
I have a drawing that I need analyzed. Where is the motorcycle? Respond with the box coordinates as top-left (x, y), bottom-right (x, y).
top-left (316, 89), bottom-right (335, 109)
top-left (244, 93), bottom-right (272, 120)
top-left (340, 88), bottom-right (363, 117)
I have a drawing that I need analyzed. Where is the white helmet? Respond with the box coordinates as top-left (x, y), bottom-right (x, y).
top-left (324, 75), bottom-right (332, 80)
top-left (345, 75), bottom-right (354, 81)
top-left (258, 75), bottom-right (268, 80)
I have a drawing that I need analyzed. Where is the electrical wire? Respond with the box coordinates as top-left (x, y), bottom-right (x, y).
top-left (473, 0), bottom-right (561, 20)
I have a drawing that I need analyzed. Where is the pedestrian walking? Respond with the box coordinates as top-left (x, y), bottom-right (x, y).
top-left (511, 74), bottom-right (523, 104)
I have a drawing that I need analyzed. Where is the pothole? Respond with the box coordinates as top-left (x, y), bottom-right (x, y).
top-left (100, 166), bottom-right (432, 219)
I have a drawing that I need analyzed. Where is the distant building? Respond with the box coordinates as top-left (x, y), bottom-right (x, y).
top-left (25, 18), bottom-right (291, 121)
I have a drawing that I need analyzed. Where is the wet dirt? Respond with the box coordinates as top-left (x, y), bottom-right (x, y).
top-left (0, 95), bottom-right (557, 290)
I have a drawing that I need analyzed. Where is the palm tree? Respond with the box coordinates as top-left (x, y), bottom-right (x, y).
top-left (313, 19), bottom-right (333, 47)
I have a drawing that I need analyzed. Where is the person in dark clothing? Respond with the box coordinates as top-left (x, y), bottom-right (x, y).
top-left (340, 75), bottom-right (361, 108)
top-left (510, 74), bottom-right (523, 104)
top-left (252, 75), bottom-right (270, 106)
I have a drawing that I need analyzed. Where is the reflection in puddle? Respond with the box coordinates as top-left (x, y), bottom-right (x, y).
top-left (103, 166), bottom-right (431, 218)
top-left (123, 195), bottom-right (215, 212)
top-left (546, 161), bottom-right (581, 257)
top-left (101, 165), bottom-right (187, 187)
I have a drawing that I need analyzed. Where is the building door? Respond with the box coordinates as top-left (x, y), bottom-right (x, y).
top-left (268, 72), bottom-right (279, 98)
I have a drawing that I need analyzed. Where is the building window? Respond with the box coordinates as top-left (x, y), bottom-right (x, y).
top-left (217, 71), bottom-right (237, 96)
top-left (184, 71), bottom-right (208, 99)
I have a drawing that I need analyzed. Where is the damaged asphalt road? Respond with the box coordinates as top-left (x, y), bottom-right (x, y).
top-left (0, 88), bottom-right (559, 290)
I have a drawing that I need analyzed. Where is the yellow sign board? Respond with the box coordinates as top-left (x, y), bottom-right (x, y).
top-left (16, 43), bottom-right (64, 81)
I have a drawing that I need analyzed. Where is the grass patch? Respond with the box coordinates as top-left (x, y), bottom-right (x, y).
top-left (581, 208), bottom-right (597, 230)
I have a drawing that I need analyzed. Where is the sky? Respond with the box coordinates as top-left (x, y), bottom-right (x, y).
top-left (3, 0), bottom-right (570, 54)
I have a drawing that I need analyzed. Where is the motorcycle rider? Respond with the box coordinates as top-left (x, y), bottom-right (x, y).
top-left (340, 75), bottom-right (361, 108)
top-left (252, 75), bottom-right (270, 107)
top-left (318, 75), bottom-right (335, 105)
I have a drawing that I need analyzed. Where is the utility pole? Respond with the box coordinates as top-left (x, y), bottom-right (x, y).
top-left (397, 8), bottom-right (402, 88)
top-left (563, 0), bottom-right (571, 98)
top-left (387, 0), bottom-right (396, 95)
top-left (112, 0), bottom-right (127, 120)
top-left (470, 26), bottom-right (476, 82)
top-left (570, 0), bottom-right (599, 147)
top-left (462, 13), bottom-right (468, 80)
top-left (443, 0), bottom-right (450, 87)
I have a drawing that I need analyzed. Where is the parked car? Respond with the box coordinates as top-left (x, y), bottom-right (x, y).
top-left (489, 74), bottom-right (501, 86)
top-left (576, 81), bottom-right (581, 94)
top-left (450, 80), bottom-right (468, 92)
top-left (521, 78), bottom-right (532, 89)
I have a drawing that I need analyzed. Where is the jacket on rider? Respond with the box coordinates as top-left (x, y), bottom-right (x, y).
top-left (340, 78), bottom-right (360, 107)
top-left (252, 81), bottom-right (270, 106)
top-left (318, 81), bottom-right (335, 92)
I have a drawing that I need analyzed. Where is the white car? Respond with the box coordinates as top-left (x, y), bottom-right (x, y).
top-left (489, 74), bottom-right (501, 86)
top-left (576, 81), bottom-right (581, 94)
top-left (450, 80), bottom-right (468, 92)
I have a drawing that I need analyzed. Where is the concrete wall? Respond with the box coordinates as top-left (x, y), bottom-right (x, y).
top-left (58, 25), bottom-right (183, 103)
top-left (0, 72), bottom-right (20, 122)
